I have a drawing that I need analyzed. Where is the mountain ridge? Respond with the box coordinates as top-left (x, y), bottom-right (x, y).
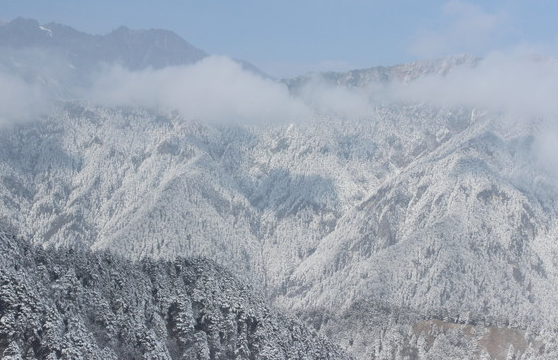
top-left (284, 54), bottom-right (480, 90)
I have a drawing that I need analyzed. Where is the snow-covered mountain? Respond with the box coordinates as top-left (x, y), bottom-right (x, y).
top-left (2, 19), bottom-right (558, 359)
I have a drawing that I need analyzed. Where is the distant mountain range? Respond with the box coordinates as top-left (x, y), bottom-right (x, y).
top-left (0, 18), bottom-right (267, 96)
top-left (2, 18), bottom-right (558, 360)
top-left (0, 17), bottom-right (207, 69)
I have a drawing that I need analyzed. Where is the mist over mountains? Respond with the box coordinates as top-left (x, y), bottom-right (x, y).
top-left (2, 18), bottom-right (558, 359)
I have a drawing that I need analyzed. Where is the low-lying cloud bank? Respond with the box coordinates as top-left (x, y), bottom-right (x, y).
top-left (89, 57), bottom-right (381, 122)
top-left (295, 75), bottom-right (375, 119)
top-left (90, 56), bottom-right (311, 124)
top-left (3, 51), bottom-right (558, 131)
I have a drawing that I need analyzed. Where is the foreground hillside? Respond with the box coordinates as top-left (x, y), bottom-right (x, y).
top-left (0, 230), bottom-right (351, 359)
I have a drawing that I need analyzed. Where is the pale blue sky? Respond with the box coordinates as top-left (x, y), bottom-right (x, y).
top-left (1, 0), bottom-right (557, 77)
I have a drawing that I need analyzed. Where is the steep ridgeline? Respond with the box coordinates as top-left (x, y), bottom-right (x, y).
top-left (3, 100), bottom-right (558, 358)
top-left (0, 231), bottom-right (351, 359)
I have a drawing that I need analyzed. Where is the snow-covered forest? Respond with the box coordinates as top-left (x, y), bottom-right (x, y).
top-left (0, 231), bottom-right (351, 359)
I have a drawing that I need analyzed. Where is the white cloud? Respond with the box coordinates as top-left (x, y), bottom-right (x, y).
top-left (297, 75), bottom-right (374, 119)
top-left (386, 52), bottom-right (558, 118)
top-left (89, 56), bottom-right (312, 124)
